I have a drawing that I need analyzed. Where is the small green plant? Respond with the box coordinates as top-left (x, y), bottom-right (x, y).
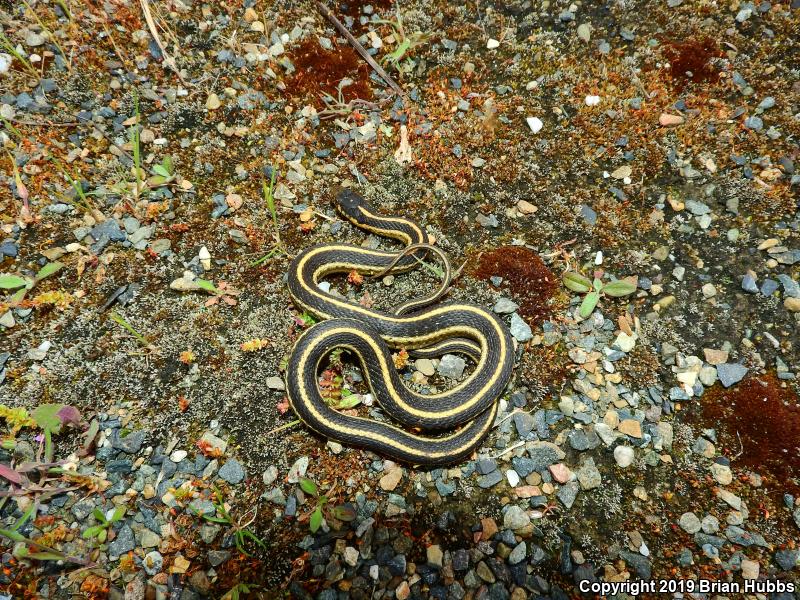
top-left (31, 403), bottom-right (80, 462)
top-left (192, 487), bottom-right (266, 556)
top-left (130, 90), bottom-right (142, 201)
top-left (222, 583), bottom-right (260, 600)
top-left (20, 0), bottom-right (71, 72)
top-left (148, 155), bottom-right (175, 187)
top-left (562, 270), bottom-right (637, 318)
top-left (0, 32), bottom-right (37, 76)
top-left (108, 311), bottom-right (153, 350)
top-left (376, 11), bottom-right (431, 73)
top-left (82, 506), bottom-right (126, 543)
top-left (1, 261), bottom-right (64, 306)
top-left (0, 503), bottom-right (92, 566)
top-left (299, 478), bottom-right (356, 533)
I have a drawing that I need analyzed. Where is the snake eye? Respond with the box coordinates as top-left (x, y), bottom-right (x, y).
top-left (336, 189), bottom-right (367, 221)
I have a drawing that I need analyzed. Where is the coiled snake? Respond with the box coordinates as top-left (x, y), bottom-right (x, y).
top-left (284, 190), bottom-right (514, 466)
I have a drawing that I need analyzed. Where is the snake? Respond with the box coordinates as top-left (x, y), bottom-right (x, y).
top-left (284, 189), bottom-right (515, 466)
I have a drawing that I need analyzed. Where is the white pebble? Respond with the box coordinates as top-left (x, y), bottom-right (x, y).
top-left (526, 117), bottom-right (543, 134)
top-left (614, 445), bottom-right (635, 468)
top-left (594, 251), bottom-right (603, 265)
top-left (585, 95), bottom-right (601, 106)
top-left (505, 469), bottom-right (520, 487)
top-left (486, 38), bottom-right (500, 49)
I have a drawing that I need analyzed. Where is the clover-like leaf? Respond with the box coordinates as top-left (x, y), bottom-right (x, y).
top-left (562, 271), bottom-right (592, 293)
top-left (31, 404), bottom-right (67, 434)
top-left (153, 164), bottom-right (171, 178)
top-left (82, 525), bottom-right (105, 540)
top-left (603, 279), bottom-right (637, 297)
top-left (334, 393), bottom-right (362, 410)
top-left (579, 290), bottom-right (600, 318)
top-left (331, 504), bottom-right (357, 522)
top-left (309, 506), bottom-right (323, 533)
top-left (0, 275), bottom-right (28, 290)
top-left (195, 278), bottom-right (221, 294)
top-left (56, 405), bottom-right (81, 426)
top-left (35, 261), bottom-right (64, 282)
top-left (109, 506), bottom-right (126, 522)
top-left (299, 478), bottom-right (318, 497)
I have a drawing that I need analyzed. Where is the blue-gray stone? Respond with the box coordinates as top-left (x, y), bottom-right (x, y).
top-left (676, 548), bottom-right (693, 566)
top-left (512, 412), bottom-right (536, 438)
top-left (105, 459), bottom-right (132, 474)
top-left (556, 482), bottom-right (579, 509)
top-left (511, 457), bottom-right (536, 477)
top-left (775, 250), bottom-right (800, 265)
top-left (477, 470), bottom-right (503, 488)
top-left (0, 241), bottom-right (18, 257)
top-left (218, 459), bottom-right (246, 484)
top-left (775, 549), bottom-right (799, 571)
top-left (435, 479), bottom-right (456, 496)
top-left (90, 219), bottom-right (126, 243)
top-left (619, 550), bottom-right (651, 579)
top-left (476, 458), bottom-right (497, 475)
top-left (744, 116), bottom-right (763, 130)
top-left (694, 533), bottom-right (726, 549)
top-left (509, 313), bottom-right (533, 343)
top-left (580, 204), bottom-right (597, 226)
top-left (716, 363), bottom-right (748, 388)
top-left (568, 430), bottom-right (590, 451)
top-left (208, 550), bottom-right (231, 567)
top-left (741, 274), bottom-right (759, 293)
top-left (725, 525), bottom-right (767, 547)
top-left (108, 524), bottom-right (135, 557)
top-left (777, 275), bottom-right (800, 298)
top-left (112, 430), bottom-right (145, 454)
top-left (758, 96), bottom-right (775, 110)
top-left (758, 278), bottom-right (779, 296)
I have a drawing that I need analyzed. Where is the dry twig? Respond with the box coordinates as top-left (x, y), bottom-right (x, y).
top-left (315, 2), bottom-right (408, 103)
top-left (139, 0), bottom-right (187, 84)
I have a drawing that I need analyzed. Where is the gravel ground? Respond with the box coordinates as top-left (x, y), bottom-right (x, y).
top-left (0, 0), bottom-right (799, 598)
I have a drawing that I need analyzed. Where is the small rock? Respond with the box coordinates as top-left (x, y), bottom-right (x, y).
top-left (526, 116), bottom-right (543, 134)
top-left (206, 93), bottom-right (221, 110)
top-left (785, 297), bottom-right (800, 312)
top-left (618, 419), bottom-right (642, 438)
top-left (679, 512), bottom-right (702, 534)
top-left (716, 363), bottom-right (748, 388)
top-left (427, 544), bottom-right (444, 567)
top-left (509, 313), bottom-right (533, 342)
top-left (143, 551), bottom-right (163, 575)
top-left (266, 376), bottom-right (285, 390)
top-left (703, 348), bottom-right (729, 365)
top-left (438, 354), bottom-right (466, 379)
top-left (379, 467), bottom-right (403, 491)
top-left (508, 541), bottom-right (527, 564)
top-left (287, 456), bottom-right (309, 483)
top-left (415, 358), bottom-right (436, 377)
top-left (659, 113), bottom-right (684, 126)
top-left (218, 459), bottom-right (245, 484)
top-left (503, 505), bottom-right (531, 531)
top-left (614, 446), bottom-right (635, 468)
top-left (493, 298), bottom-right (519, 314)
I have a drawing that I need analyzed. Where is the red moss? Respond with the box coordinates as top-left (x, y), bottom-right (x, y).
top-left (696, 373), bottom-right (800, 495)
top-left (471, 246), bottom-right (558, 326)
top-left (286, 39), bottom-right (373, 104)
top-left (661, 37), bottom-right (723, 88)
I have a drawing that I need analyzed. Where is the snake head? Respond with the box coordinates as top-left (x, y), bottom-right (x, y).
top-left (335, 188), bottom-right (370, 224)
